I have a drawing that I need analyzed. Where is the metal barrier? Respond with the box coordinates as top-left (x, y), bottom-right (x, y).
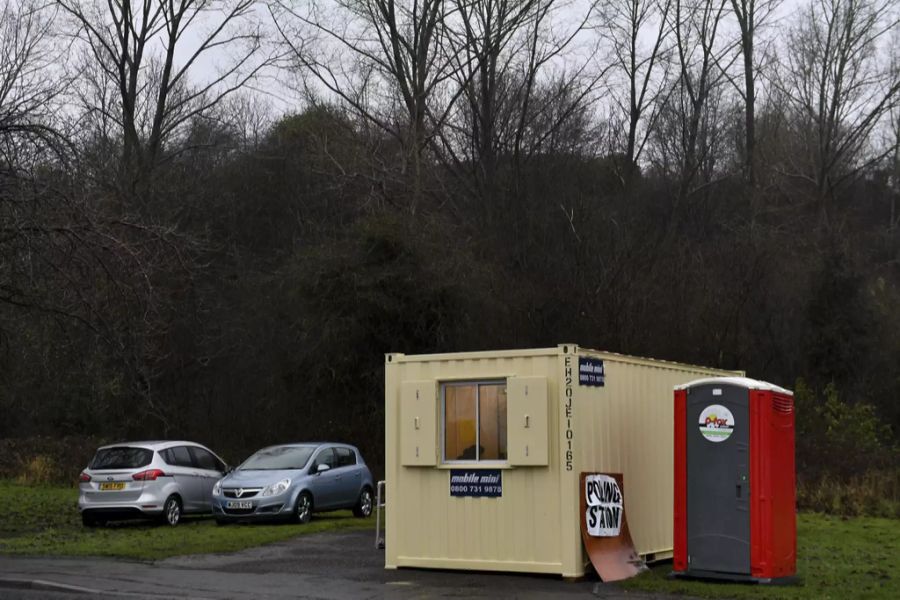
top-left (375, 480), bottom-right (386, 549)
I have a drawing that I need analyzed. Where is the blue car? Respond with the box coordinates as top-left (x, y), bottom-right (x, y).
top-left (212, 443), bottom-right (374, 524)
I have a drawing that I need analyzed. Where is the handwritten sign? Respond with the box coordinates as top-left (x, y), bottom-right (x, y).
top-left (584, 474), bottom-right (623, 536)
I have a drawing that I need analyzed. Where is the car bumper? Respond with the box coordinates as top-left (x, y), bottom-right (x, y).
top-left (212, 495), bottom-right (295, 520)
top-left (78, 487), bottom-right (168, 517)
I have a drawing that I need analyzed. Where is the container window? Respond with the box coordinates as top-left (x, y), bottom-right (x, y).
top-left (443, 381), bottom-right (507, 462)
top-left (479, 384), bottom-right (507, 460)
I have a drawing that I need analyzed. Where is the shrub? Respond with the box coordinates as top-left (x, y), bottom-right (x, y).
top-left (794, 379), bottom-right (899, 516)
top-left (795, 379), bottom-right (893, 479)
top-left (15, 455), bottom-right (56, 485)
top-left (797, 471), bottom-right (900, 518)
top-left (0, 436), bottom-right (105, 486)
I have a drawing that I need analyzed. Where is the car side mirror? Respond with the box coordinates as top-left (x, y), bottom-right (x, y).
top-left (316, 464), bottom-right (331, 474)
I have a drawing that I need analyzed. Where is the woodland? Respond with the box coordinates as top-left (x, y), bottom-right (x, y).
top-left (0, 0), bottom-right (898, 513)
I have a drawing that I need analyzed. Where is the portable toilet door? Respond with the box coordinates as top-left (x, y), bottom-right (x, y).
top-left (673, 377), bottom-right (796, 583)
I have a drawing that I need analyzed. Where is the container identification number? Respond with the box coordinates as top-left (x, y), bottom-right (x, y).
top-left (564, 355), bottom-right (574, 471)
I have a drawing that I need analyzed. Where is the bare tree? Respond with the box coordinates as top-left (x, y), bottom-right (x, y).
top-left (728, 0), bottom-right (781, 184)
top-left (447, 0), bottom-right (541, 196)
top-left (0, 1), bottom-right (68, 171)
top-left (58, 0), bottom-right (271, 187)
top-left (273, 0), bottom-right (598, 213)
top-left (599, 0), bottom-right (673, 184)
top-left (270, 0), bottom-right (462, 213)
top-left (888, 64), bottom-right (900, 230)
top-left (667, 0), bottom-right (737, 199)
top-left (438, 0), bottom-right (598, 207)
top-left (776, 0), bottom-right (900, 205)
top-left (1, 0), bottom-right (71, 313)
top-left (223, 92), bottom-right (274, 151)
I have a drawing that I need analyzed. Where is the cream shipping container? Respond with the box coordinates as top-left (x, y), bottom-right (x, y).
top-left (384, 344), bottom-right (741, 577)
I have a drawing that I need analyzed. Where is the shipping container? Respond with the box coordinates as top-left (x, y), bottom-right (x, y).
top-left (384, 344), bottom-right (741, 577)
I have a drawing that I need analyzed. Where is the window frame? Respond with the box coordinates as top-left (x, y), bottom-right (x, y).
top-left (311, 447), bottom-right (337, 472)
top-left (440, 379), bottom-right (508, 464)
top-left (335, 447), bottom-right (356, 468)
top-left (162, 445), bottom-right (193, 468)
top-left (188, 446), bottom-right (221, 472)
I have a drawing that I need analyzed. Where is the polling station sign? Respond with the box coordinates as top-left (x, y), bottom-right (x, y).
top-left (579, 472), bottom-right (644, 582)
top-left (584, 474), bottom-right (623, 536)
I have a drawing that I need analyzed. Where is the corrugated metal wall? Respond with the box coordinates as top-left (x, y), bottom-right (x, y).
top-left (574, 350), bottom-right (741, 558)
top-left (386, 349), bottom-right (566, 573)
top-left (385, 346), bottom-right (740, 576)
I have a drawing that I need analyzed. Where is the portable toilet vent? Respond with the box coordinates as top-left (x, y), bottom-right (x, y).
top-left (673, 377), bottom-right (796, 583)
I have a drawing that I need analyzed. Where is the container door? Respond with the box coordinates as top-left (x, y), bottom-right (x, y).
top-left (686, 384), bottom-right (750, 574)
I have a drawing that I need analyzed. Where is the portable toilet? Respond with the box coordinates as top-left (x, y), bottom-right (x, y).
top-left (673, 377), bottom-right (796, 582)
top-left (384, 344), bottom-right (741, 577)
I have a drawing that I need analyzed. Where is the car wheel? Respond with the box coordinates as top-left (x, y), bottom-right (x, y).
top-left (294, 492), bottom-right (313, 524)
top-left (161, 495), bottom-right (182, 526)
top-left (82, 513), bottom-right (98, 527)
top-left (353, 487), bottom-right (374, 518)
top-left (215, 518), bottom-right (230, 526)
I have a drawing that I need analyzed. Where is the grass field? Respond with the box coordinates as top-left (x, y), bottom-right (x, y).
top-left (620, 512), bottom-right (899, 599)
top-left (0, 480), bottom-right (376, 560)
top-left (1, 480), bottom-right (898, 600)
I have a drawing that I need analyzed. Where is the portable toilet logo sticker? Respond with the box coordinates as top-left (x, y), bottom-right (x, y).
top-left (698, 404), bottom-right (735, 442)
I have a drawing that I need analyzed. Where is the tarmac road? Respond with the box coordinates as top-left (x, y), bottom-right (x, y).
top-left (0, 529), bottom-right (675, 599)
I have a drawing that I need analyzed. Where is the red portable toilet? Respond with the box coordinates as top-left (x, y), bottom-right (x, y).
top-left (673, 377), bottom-right (796, 583)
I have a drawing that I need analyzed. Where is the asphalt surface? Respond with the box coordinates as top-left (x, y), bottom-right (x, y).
top-left (0, 529), bottom-right (676, 599)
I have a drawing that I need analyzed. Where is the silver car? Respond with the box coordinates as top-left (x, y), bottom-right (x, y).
top-left (78, 441), bottom-right (229, 526)
top-left (212, 443), bottom-right (374, 524)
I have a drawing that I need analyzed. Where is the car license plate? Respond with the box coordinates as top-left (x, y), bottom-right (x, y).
top-left (99, 482), bottom-right (125, 491)
top-left (226, 501), bottom-right (253, 509)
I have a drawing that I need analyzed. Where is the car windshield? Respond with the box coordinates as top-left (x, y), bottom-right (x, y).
top-left (239, 446), bottom-right (315, 470)
top-left (89, 447), bottom-right (153, 470)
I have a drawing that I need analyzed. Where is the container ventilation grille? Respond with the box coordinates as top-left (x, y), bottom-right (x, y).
top-left (773, 396), bottom-right (794, 414)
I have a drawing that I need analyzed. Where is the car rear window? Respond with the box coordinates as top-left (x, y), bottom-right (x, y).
top-left (89, 447), bottom-right (153, 470)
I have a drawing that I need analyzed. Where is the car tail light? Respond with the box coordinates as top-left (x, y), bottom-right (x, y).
top-left (79, 472), bottom-right (91, 483)
top-left (132, 469), bottom-right (166, 481)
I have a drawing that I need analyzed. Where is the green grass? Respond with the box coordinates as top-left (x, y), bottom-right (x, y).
top-left (2, 480), bottom-right (897, 600)
top-left (620, 513), bottom-right (899, 599)
top-left (0, 480), bottom-right (376, 560)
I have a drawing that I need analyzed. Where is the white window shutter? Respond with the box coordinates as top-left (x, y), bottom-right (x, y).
top-left (506, 376), bottom-right (549, 466)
